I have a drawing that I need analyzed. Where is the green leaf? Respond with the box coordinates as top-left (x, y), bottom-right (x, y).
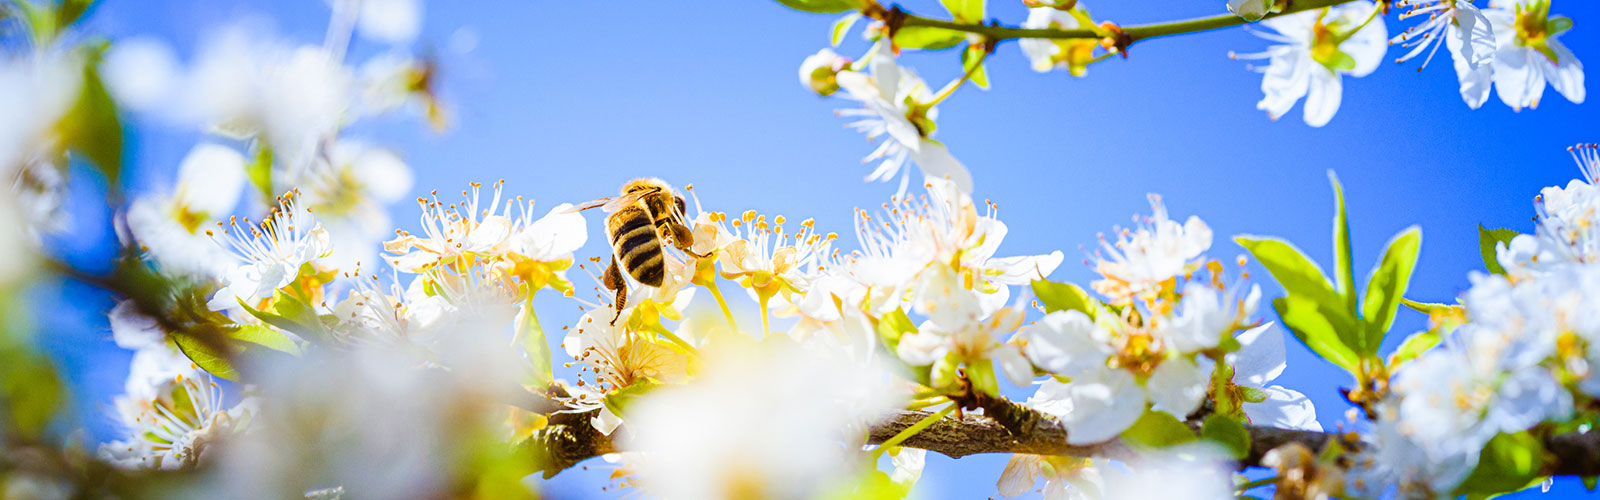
top-left (172, 332), bottom-right (239, 380)
top-left (1584, 474), bottom-right (1598, 491)
top-left (1119, 410), bottom-right (1196, 449)
top-left (227, 323), bottom-right (301, 355)
top-left (246, 142), bottom-right (275, 202)
top-left (894, 25), bottom-right (966, 50)
top-left (236, 292), bottom-right (333, 345)
top-left (930, 353), bottom-right (960, 391)
top-left (1387, 328), bottom-right (1441, 368)
top-left (1235, 236), bottom-right (1341, 309)
top-left (1455, 432), bottom-right (1548, 496)
top-left (55, 0), bottom-right (95, 28)
top-left (516, 295), bottom-right (552, 387)
top-left (1360, 226), bottom-right (1421, 355)
top-left (967, 359), bottom-right (999, 397)
top-left (961, 42), bottom-right (989, 89)
top-left (940, 0), bottom-right (984, 23)
top-left (1032, 279), bottom-right (1094, 319)
top-left (773, 0), bottom-right (864, 14)
top-left (59, 57), bottom-right (123, 184)
top-left (1273, 296), bottom-right (1359, 372)
top-left (1477, 225), bottom-right (1519, 275)
top-left (831, 12), bottom-right (861, 46)
top-left (1328, 172), bottom-right (1359, 319)
top-left (0, 348), bottom-right (63, 438)
top-left (602, 379), bottom-right (660, 418)
top-left (877, 307), bottom-right (917, 347)
top-left (1550, 15), bottom-right (1572, 35)
top-left (1201, 414), bottom-right (1251, 460)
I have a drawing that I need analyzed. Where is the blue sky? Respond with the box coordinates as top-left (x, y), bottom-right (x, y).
top-left (31, 0), bottom-right (1600, 498)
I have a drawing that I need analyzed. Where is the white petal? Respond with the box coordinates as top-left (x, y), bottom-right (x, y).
top-left (997, 454), bottom-right (1042, 497)
top-left (357, 0), bottom-right (423, 45)
top-left (466, 216), bottom-right (513, 251)
top-left (1302, 69), bottom-right (1342, 127)
top-left (1019, 310), bottom-right (1111, 377)
top-left (101, 38), bottom-right (179, 111)
top-left (518, 203), bottom-right (588, 260)
top-left (1232, 323), bottom-right (1286, 387)
top-left (174, 144), bottom-right (246, 216)
top-left (1541, 39), bottom-right (1585, 104)
top-left (1256, 50), bottom-right (1311, 120)
top-left (1493, 46), bottom-right (1544, 109)
top-left (1342, 5), bottom-right (1387, 78)
top-left (1062, 370), bottom-right (1146, 445)
top-left (1242, 385), bottom-right (1321, 431)
top-left (591, 405), bottom-right (624, 436)
top-left (890, 448), bottom-right (927, 487)
top-left (1146, 358), bottom-right (1209, 418)
top-left (912, 141), bottom-right (973, 194)
top-left (109, 301), bottom-right (164, 350)
top-left (987, 251), bottom-right (1065, 285)
top-left (992, 344), bottom-right (1035, 387)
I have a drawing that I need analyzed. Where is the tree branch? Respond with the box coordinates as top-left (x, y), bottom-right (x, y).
top-left (895, 0), bottom-right (1363, 43)
top-left (530, 407), bottom-right (1600, 479)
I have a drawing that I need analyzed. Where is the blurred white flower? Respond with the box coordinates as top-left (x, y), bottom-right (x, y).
top-left (1233, 1), bottom-right (1387, 126)
top-left (997, 453), bottom-right (1103, 500)
top-left (100, 370), bottom-right (256, 470)
top-left (1100, 444), bottom-right (1234, 500)
top-left (125, 143), bottom-right (247, 279)
top-left (1482, 0), bottom-right (1584, 110)
top-left (1390, 0), bottom-right (1497, 108)
top-left (300, 140), bottom-right (413, 273)
top-left (799, 48), bottom-right (850, 96)
top-left (207, 192), bottom-right (331, 310)
top-left (623, 342), bottom-right (900, 500)
top-left (105, 29), bottom-right (355, 174)
top-left (0, 53), bottom-right (80, 237)
top-left (835, 43), bottom-right (972, 196)
top-left (355, 0), bottom-right (423, 45)
top-left (1091, 195), bottom-right (1212, 304)
top-left (1019, 6), bottom-right (1102, 76)
top-left (1347, 406), bottom-right (1478, 497)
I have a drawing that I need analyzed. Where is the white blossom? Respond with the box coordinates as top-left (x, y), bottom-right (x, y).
top-left (1390, 0), bottom-right (1498, 108)
top-left (1482, 0), bottom-right (1584, 110)
top-left (125, 143), bottom-right (247, 279)
top-left (207, 192), bottom-right (331, 310)
top-left (835, 43), bottom-right (972, 196)
top-left (1091, 195), bottom-right (1212, 304)
top-left (1233, 1), bottom-right (1387, 126)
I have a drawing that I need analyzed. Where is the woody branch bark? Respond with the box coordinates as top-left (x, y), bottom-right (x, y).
top-left (528, 407), bottom-right (1600, 478)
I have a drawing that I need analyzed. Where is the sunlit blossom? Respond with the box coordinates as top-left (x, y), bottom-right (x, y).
top-left (1390, 0), bottom-right (1498, 108)
top-left (385, 181), bottom-right (517, 271)
top-left (99, 370), bottom-right (257, 470)
top-left (125, 143), bottom-right (247, 279)
top-left (1091, 195), bottom-right (1213, 304)
top-left (835, 43), bottom-right (972, 196)
top-left (1233, 1), bottom-right (1387, 126)
top-left (207, 191), bottom-right (331, 310)
top-left (1482, 0), bottom-right (1584, 110)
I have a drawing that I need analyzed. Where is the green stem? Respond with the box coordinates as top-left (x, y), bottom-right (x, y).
top-left (897, 0), bottom-right (1362, 43)
top-left (758, 292), bottom-right (773, 339)
top-left (706, 279), bottom-right (740, 333)
top-left (650, 324), bottom-right (700, 355)
top-left (872, 403), bottom-right (956, 460)
top-left (928, 46), bottom-right (989, 106)
top-left (1235, 476), bottom-right (1278, 495)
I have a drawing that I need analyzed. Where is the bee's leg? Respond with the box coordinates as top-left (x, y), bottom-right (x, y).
top-left (670, 224), bottom-right (710, 259)
top-left (603, 257), bottom-right (628, 326)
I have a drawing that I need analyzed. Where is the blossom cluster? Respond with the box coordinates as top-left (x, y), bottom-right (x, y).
top-left (0, 1), bottom-right (1594, 499)
top-left (1348, 144), bottom-right (1600, 498)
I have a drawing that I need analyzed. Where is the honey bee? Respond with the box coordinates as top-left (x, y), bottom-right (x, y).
top-left (569, 178), bottom-right (707, 324)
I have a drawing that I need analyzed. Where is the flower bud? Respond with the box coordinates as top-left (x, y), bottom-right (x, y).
top-left (798, 48), bottom-right (851, 97)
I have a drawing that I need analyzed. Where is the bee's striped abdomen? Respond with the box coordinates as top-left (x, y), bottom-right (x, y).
top-left (608, 206), bottom-right (665, 287)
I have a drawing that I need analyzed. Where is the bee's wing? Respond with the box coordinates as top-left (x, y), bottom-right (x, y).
top-left (565, 187), bottom-right (662, 214)
top-left (563, 197), bottom-right (616, 214)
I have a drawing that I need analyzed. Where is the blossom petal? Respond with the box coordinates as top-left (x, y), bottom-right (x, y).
top-left (912, 140), bottom-right (973, 194)
top-left (1232, 323), bottom-right (1286, 387)
top-left (987, 251), bottom-right (1065, 285)
top-left (1541, 39), bottom-right (1585, 104)
top-left (1242, 385), bottom-right (1322, 431)
top-left (1302, 69), bottom-right (1342, 127)
top-left (1019, 310), bottom-right (1111, 377)
top-left (1062, 370), bottom-right (1146, 445)
top-left (1146, 358), bottom-right (1208, 418)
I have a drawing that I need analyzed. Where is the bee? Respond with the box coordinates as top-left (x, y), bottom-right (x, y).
top-left (569, 178), bottom-right (707, 324)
